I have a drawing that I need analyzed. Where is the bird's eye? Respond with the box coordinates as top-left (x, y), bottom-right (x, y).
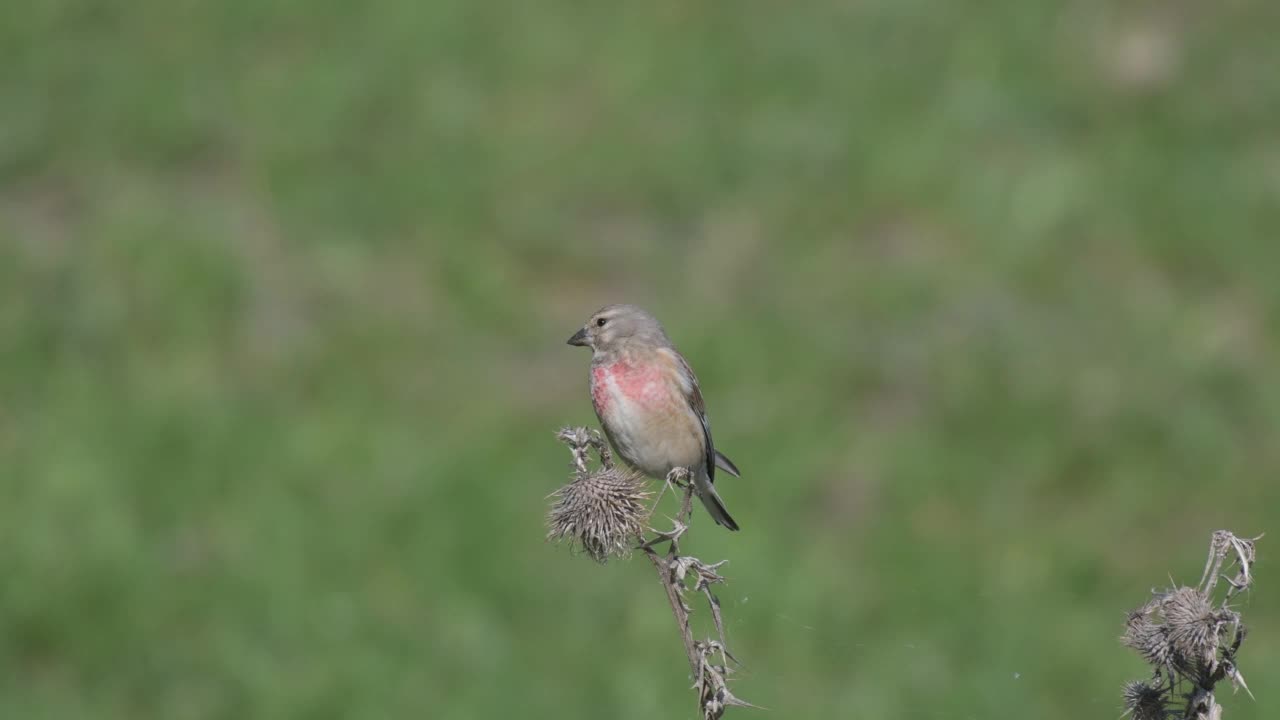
top-left (596, 317), bottom-right (608, 327)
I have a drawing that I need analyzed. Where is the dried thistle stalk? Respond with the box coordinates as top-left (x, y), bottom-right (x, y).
top-left (549, 427), bottom-right (754, 718)
top-left (1119, 530), bottom-right (1261, 720)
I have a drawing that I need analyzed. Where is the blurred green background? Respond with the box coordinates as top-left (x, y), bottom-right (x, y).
top-left (2, 2), bottom-right (1278, 718)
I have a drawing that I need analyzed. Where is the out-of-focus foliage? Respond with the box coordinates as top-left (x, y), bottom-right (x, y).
top-left (2, 2), bottom-right (1277, 718)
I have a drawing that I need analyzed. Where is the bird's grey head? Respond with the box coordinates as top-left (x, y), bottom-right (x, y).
top-left (566, 304), bottom-right (670, 356)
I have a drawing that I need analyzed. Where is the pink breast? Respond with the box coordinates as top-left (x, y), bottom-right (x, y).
top-left (591, 365), bottom-right (612, 412)
top-left (592, 361), bottom-right (665, 413)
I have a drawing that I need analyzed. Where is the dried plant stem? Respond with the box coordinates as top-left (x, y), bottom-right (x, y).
top-left (550, 428), bottom-right (751, 719)
top-left (642, 475), bottom-right (700, 675)
top-left (641, 469), bottom-right (751, 719)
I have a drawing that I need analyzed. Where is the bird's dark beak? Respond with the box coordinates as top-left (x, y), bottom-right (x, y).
top-left (566, 328), bottom-right (589, 347)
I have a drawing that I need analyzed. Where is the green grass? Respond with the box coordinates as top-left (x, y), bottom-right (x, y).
top-left (2, 1), bottom-right (1278, 718)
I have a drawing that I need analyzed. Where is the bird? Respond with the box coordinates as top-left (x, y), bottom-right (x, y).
top-left (566, 304), bottom-right (740, 531)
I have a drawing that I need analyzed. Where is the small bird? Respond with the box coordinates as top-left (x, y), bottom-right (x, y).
top-left (567, 304), bottom-right (740, 531)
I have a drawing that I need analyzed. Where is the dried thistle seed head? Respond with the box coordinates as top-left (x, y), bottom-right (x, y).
top-left (1162, 587), bottom-right (1213, 630)
top-left (1161, 586), bottom-right (1219, 674)
top-left (1122, 680), bottom-right (1171, 720)
top-left (1122, 605), bottom-right (1171, 668)
top-left (1122, 587), bottom-right (1227, 677)
top-left (547, 466), bottom-right (651, 562)
top-left (1124, 601), bottom-right (1155, 631)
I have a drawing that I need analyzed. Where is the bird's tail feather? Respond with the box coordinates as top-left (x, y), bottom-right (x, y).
top-left (694, 471), bottom-right (740, 531)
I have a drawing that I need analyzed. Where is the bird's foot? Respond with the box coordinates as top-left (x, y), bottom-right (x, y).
top-left (665, 466), bottom-right (692, 489)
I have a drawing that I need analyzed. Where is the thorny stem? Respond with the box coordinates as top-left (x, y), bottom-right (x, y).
top-left (700, 564), bottom-right (733, 668)
top-left (640, 468), bottom-right (751, 719)
top-left (554, 428), bottom-right (750, 718)
top-left (642, 473), bottom-right (700, 676)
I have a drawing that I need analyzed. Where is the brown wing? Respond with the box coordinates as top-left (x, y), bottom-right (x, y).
top-left (660, 347), bottom-right (721, 483)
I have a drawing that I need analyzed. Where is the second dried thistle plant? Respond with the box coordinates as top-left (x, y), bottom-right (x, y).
top-left (1120, 530), bottom-right (1261, 720)
top-left (547, 427), bottom-right (754, 719)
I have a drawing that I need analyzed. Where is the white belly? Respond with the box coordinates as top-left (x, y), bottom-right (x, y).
top-left (595, 374), bottom-right (703, 477)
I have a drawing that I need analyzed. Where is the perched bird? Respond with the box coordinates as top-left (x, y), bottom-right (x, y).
top-left (567, 304), bottom-right (740, 531)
